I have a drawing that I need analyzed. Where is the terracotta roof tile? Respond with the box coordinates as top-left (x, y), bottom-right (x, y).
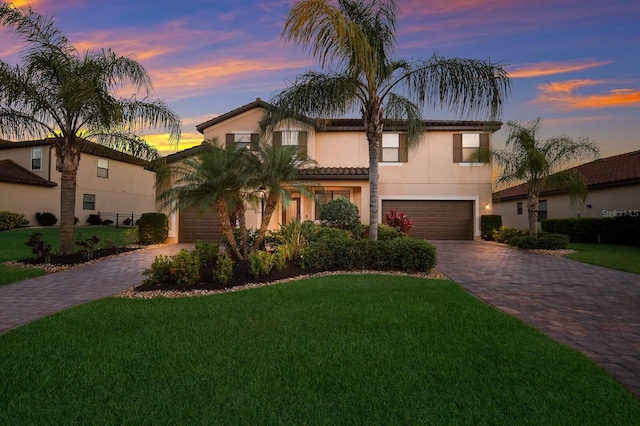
top-left (0, 159), bottom-right (57, 187)
top-left (493, 150), bottom-right (640, 201)
top-left (297, 167), bottom-right (369, 180)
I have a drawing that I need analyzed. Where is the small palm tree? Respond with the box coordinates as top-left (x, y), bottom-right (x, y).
top-left (249, 142), bottom-right (319, 251)
top-left (261, 0), bottom-right (510, 240)
top-left (493, 118), bottom-right (600, 235)
top-left (157, 140), bottom-right (253, 259)
top-left (0, 5), bottom-right (180, 253)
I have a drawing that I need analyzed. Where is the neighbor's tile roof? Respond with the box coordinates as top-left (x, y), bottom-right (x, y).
top-left (493, 150), bottom-right (640, 201)
top-left (0, 159), bottom-right (57, 187)
top-left (297, 167), bottom-right (369, 180)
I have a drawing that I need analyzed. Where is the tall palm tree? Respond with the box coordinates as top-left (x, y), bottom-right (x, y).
top-left (157, 140), bottom-right (253, 259)
top-left (261, 0), bottom-right (510, 240)
top-left (0, 5), bottom-right (180, 253)
top-left (249, 142), bottom-right (319, 251)
top-left (493, 118), bottom-right (600, 235)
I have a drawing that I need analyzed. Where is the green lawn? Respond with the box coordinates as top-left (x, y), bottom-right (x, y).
top-left (568, 243), bottom-right (640, 274)
top-left (1, 275), bottom-right (637, 424)
top-left (0, 226), bottom-right (133, 286)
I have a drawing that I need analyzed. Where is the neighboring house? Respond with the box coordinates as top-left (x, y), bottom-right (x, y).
top-left (492, 150), bottom-right (640, 229)
top-left (0, 138), bottom-right (157, 226)
top-left (164, 98), bottom-right (500, 243)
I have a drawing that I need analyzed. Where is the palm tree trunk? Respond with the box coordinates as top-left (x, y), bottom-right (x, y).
top-left (527, 191), bottom-right (539, 236)
top-left (236, 200), bottom-right (248, 258)
top-left (363, 98), bottom-right (384, 241)
top-left (59, 169), bottom-right (77, 254)
top-left (215, 199), bottom-right (243, 259)
top-left (253, 193), bottom-right (278, 251)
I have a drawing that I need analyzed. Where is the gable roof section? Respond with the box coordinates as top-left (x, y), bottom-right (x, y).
top-left (0, 159), bottom-right (57, 187)
top-left (493, 150), bottom-right (640, 201)
top-left (195, 98), bottom-right (270, 134)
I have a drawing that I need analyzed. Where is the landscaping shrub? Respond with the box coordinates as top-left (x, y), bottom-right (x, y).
top-left (480, 215), bottom-right (502, 241)
top-left (542, 216), bottom-right (640, 246)
top-left (249, 250), bottom-right (272, 277)
top-left (25, 231), bottom-right (52, 262)
top-left (272, 220), bottom-right (313, 261)
top-left (508, 233), bottom-right (570, 250)
top-left (271, 248), bottom-right (287, 272)
top-left (213, 254), bottom-right (233, 285)
top-left (308, 225), bottom-right (351, 242)
top-left (384, 208), bottom-right (413, 234)
top-left (75, 234), bottom-right (100, 260)
top-left (86, 214), bottom-right (102, 226)
top-left (35, 211), bottom-right (57, 226)
top-left (123, 227), bottom-right (139, 245)
top-left (137, 213), bottom-right (169, 245)
top-left (194, 241), bottom-right (219, 267)
top-left (0, 210), bottom-right (29, 231)
top-left (301, 237), bottom-right (436, 273)
top-left (493, 227), bottom-right (527, 244)
top-left (357, 223), bottom-right (405, 241)
top-left (142, 249), bottom-right (200, 288)
top-left (319, 197), bottom-right (361, 235)
top-left (101, 219), bottom-right (114, 226)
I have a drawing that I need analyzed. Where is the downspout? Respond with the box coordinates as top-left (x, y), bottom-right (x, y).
top-left (48, 144), bottom-right (54, 183)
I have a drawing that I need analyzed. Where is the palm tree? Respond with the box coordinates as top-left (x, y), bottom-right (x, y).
top-left (157, 140), bottom-right (253, 259)
top-left (0, 5), bottom-right (180, 253)
top-left (493, 118), bottom-right (600, 235)
top-left (261, 0), bottom-right (510, 240)
top-left (249, 142), bottom-right (319, 251)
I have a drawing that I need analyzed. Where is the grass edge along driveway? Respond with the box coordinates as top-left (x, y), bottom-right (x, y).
top-left (1, 275), bottom-right (638, 424)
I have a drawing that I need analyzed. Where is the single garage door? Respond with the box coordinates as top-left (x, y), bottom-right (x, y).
top-left (382, 200), bottom-right (474, 240)
top-left (178, 208), bottom-right (222, 243)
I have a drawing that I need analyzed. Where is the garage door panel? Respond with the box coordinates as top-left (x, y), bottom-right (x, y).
top-left (382, 200), bottom-right (474, 240)
top-left (179, 208), bottom-right (222, 243)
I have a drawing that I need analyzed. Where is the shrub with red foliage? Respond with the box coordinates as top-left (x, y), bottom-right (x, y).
top-left (384, 208), bottom-right (413, 234)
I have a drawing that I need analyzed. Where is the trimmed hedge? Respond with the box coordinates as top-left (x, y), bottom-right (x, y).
top-left (509, 233), bottom-right (570, 250)
top-left (542, 216), bottom-right (640, 246)
top-left (138, 212), bottom-right (169, 245)
top-left (300, 237), bottom-right (437, 273)
top-left (480, 215), bottom-right (502, 241)
top-left (35, 212), bottom-right (58, 226)
top-left (0, 211), bottom-right (29, 231)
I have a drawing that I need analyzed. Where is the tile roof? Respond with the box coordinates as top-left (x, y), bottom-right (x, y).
top-left (195, 98), bottom-right (270, 133)
top-left (0, 138), bottom-right (150, 166)
top-left (493, 150), bottom-right (640, 201)
top-left (0, 159), bottom-right (57, 187)
top-left (297, 167), bottom-right (369, 180)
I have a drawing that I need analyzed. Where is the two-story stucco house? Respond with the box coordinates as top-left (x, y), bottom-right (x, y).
top-left (164, 99), bottom-right (500, 244)
top-left (0, 138), bottom-right (157, 226)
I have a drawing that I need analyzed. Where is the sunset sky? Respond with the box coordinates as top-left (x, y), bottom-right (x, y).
top-left (1, 0), bottom-right (639, 158)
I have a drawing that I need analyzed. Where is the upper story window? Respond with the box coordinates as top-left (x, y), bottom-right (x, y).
top-left (97, 158), bottom-right (109, 178)
top-left (379, 133), bottom-right (408, 163)
top-left (453, 133), bottom-right (490, 163)
top-left (226, 132), bottom-right (258, 150)
top-left (31, 147), bottom-right (42, 171)
top-left (273, 131), bottom-right (308, 156)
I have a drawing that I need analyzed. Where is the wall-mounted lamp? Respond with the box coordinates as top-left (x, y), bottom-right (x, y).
top-left (256, 187), bottom-right (266, 215)
top-left (484, 202), bottom-right (491, 210)
top-left (586, 204), bottom-right (593, 209)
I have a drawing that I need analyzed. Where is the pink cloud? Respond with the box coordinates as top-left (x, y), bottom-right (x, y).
top-left (508, 61), bottom-right (613, 78)
top-left (535, 79), bottom-right (640, 110)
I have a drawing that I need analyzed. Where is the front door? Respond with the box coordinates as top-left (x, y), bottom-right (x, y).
top-left (283, 197), bottom-right (300, 225)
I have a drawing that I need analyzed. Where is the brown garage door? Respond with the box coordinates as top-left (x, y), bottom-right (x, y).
top-left (178, 208), bottom-right (222, 243)
top-left (382, 200), bottom-right (474, 240)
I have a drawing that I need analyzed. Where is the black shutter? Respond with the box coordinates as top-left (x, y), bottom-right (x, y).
top-left (453, 134), bottom-right (462, 163)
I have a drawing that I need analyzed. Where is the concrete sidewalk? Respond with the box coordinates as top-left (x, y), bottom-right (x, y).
top-left (0, 244), bottom-right (192, 334)
top-left (431, 240), bottom-right (640, 399)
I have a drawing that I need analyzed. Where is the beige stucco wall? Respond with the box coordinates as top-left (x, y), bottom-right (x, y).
top-left (201, 108), bottom-right (264, 143)
top-left (493, 184), bottom-right (640, 230)
top-left (1, 145), bottom-right (156, 227)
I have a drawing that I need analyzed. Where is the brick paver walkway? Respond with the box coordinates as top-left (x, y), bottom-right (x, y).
top-left (432, 240), bottom-right (640, 399)
top-left (0, 244), bottom-right (192, 335)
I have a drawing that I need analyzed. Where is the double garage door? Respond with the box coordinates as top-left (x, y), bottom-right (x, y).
top-left (178, 208), bottom-right (222, 243)
top-left (382, 200), bottom-right (474, 240)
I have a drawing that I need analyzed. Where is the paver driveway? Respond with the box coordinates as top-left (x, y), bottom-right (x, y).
top-left (432, 240), bottom-right (640, 399)
top-left (0, 244), bottom-right (191, 335)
